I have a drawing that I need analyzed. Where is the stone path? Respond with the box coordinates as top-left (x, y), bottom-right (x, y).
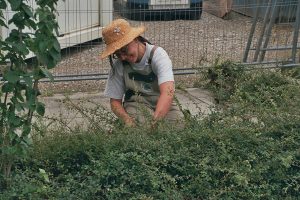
top-left (38, 88), bottom-right (215, 130)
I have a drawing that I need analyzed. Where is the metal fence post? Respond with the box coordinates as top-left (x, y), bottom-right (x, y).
top-left (291, 0), bottom-right (300, 63)
top-left (243, 0), bottom-right (260, 62)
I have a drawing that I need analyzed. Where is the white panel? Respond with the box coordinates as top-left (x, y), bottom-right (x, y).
top-left (56, 0), bottom-right (99, 35)
top-left (100, 0), bottom-right (113, 27)
top-left (0, 0), bottom-right (112, 57)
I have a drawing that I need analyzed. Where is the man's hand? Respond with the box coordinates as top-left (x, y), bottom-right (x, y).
top-left (110, 98), bottom-right (136, 127)
top-left (124, 116), bottom-right (136, 127)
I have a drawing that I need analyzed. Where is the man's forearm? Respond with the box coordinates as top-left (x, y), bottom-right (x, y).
top-left (110, 99), bottom-right (135, 126)
top-left (153, 94), bottom-right (173, 120)
top-left (153, 81), bottom-right (175, 121)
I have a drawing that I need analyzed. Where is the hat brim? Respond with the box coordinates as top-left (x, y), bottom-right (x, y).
top-left (100, 26), bottom-right (145, 60)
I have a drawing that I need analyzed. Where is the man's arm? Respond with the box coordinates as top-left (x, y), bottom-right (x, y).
top-left (153, 81), bottom-right (174, 121)
top-left (110, 98), bottom-right (135, 127)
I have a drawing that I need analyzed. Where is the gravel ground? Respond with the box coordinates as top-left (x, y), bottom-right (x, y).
top-left (40, 8), bottom-right (295, 94)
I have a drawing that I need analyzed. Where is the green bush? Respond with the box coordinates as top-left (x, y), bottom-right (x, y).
top-left (1, 66), bottom-right (299, 199)
top-left (203, 60), bottom-right (246, 104)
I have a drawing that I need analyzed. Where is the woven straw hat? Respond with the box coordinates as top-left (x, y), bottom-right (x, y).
top-left (100, 19), bottom-right (145, 59)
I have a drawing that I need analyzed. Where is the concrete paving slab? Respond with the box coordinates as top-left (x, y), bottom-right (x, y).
top-left (38, 92), bottom-right (112, 130)
top-left (176, 88), bottom-right (215, 117)
top-left (38, 88), bottom-right (215, 129)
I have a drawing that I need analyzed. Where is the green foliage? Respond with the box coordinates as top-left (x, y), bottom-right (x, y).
top-left (281, 67), bottom-right (300, 79)
top-left (1, 67), bottom-right (300, 199)
top-left (233, 71), bottom-right (297, 111)
top-left (203, 60), bottom-right (246, 104)
top-left (0, 0), bottom-right (60, 186)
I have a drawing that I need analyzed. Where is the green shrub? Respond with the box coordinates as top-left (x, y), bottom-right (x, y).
top-left (201, 60), bottom-right (246, 104)
top-left (1, 66), bottom-right (299, 199)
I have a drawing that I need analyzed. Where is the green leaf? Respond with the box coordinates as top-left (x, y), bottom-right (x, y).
top-left (281, 155), bottom-right (293, 168)
top-left (49, 47), bottom-right (61, 62)
top-left (38, 40), bottom-right (49, 52)
top-left (8, 112), bottom-right (22, 127)
top-left (0, 19), bottom-right (8, 28)
top-left (0, 1), bottom-right (7, 9)
top-left (4, 70), bottom-right (20, 83)
top-left (22, 135), bottom-right (33, 146)
top-left (2, 82), bottom-right (15, 92)
top-left (36, 53), bottom-right (50, 69)
top-left (8, 12), bottom-right (25, 29)
top-left (23, 75), bottom-right (33, 86)
top-left (40, 54), bottom-right (56, 69)
top-left (15, 101), bottom-right (25, 112)
top-left (52, 39), bottom-right (60, 52)
top-left (41, 67), bottom-right (54, 82)
top-left (22, 124), bottom-right (32, 137)
top-left (234, 174), bottom-right (249, 186)
top-left (16, 90), bottom-right (25, 102)
top-left (26, 92), bottom-right (36, 111)
top-left (8, 0), bottom-right (22, 11)
top-left (28, 103), bottom-right (36, 111)
top-left (46, 22), bottom-right (54, 33)
top-left (25, 19), bottom-right (37, 29)
top-left (39, 168), bottom-right (50, 183)
top-left (14, 42), bottom-right (29, 55)
top-left (21, 4), bottom-right (33, 17)
top-left (36, 102), bottom-right (45, 116)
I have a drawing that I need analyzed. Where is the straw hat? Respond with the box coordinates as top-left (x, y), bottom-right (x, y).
top-left (100, 19), bottom-right (145, 59)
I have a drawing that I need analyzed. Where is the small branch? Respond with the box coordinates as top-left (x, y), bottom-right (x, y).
top-left (27, 79), bottom-right (39, 124)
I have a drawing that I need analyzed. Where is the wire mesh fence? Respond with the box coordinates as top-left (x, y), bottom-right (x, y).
top-left (1, 0), bottom-right (300, 81)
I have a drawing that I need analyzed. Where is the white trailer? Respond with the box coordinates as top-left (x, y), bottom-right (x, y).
top-left (0, 0), bottom-right (113, 57)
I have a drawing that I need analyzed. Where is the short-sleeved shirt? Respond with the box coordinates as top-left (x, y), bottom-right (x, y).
top-left (104, 43), bottom-right (174, 100)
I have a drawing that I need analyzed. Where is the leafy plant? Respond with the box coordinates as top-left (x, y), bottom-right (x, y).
top-left (204, 59), bottom-right (245, 104)
top-left (0, 0), bottom-right (60, 187)
top-left (1, 67), bottom-right (300, 199)
top-left (281, 66), bottom-right (300, 79)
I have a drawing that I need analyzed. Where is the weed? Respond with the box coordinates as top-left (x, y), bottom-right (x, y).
top-left (202, 59), bottom-right (246, 104)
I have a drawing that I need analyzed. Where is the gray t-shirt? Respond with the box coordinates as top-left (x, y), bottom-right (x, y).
top-left (104, 43), bottom-right (174, 100)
